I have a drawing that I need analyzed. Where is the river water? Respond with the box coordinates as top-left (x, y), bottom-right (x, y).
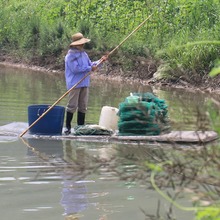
top-left (0, 64), bottom-right (219, 220)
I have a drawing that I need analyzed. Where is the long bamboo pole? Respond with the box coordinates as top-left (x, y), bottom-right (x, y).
top-left (107, 13), bottom-right (153, 56)
top-left (19, 13), bottom-right (153, 137)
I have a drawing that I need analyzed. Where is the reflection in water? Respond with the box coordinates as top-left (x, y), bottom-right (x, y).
top-left (61, 140), bottom-right (88, 219)
top-left (61, 140), bottom-right (119, 220)
top-left (21, 138), bottom-right (194, 220)
top-left (24, 138), bottom-right (117, 219)
top-left (60, 176), bottom-right (88, 218)
top-left (0, 133), bottom-right (200, 220)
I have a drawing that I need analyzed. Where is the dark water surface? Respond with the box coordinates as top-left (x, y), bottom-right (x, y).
top-left (0, 65), bottom-right (219, 220)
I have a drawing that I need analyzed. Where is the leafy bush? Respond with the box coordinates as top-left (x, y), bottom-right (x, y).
top-left (0, 0), bottom-right (220, 78)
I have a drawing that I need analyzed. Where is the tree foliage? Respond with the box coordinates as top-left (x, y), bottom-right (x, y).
top-left (0, 0), bottom-right (220, 77)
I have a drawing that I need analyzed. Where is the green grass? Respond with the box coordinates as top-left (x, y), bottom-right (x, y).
top-left (0, 0), bottom-right (220, 78)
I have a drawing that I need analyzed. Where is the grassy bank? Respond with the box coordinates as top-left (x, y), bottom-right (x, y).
top-left (1, 0), bottom-right (220, 82)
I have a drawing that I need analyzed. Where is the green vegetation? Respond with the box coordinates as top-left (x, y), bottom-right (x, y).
top-left (1, 0), bottom-right (220, 80)
top-left (147, 158), bottom-right (220, 220)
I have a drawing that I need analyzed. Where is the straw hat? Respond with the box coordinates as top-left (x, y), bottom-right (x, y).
top-left (70, 33), bottom-right (90, 46)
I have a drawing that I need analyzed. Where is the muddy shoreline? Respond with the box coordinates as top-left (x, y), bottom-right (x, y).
top-left (1, 58), bottom-right (220, 96)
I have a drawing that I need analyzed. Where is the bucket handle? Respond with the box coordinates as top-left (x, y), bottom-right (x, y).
top-left (37, 108), bottom-right (47, 117)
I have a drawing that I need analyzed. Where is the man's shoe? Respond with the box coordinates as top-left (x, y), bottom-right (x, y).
top-left (77, 111), bottom-right (85, 125)
top-left (64, 111), bottom-right (73, 135)
top-left (64, 129), bottom-right (71, 135)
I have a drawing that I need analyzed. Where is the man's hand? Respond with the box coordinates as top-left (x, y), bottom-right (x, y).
top-left (100, 54), bottom-right (108, 62)
top-left (92, 65), bottom-right (98, 71)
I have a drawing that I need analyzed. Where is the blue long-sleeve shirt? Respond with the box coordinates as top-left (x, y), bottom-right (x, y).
top-left (65, 48), bottom-right (98, 90)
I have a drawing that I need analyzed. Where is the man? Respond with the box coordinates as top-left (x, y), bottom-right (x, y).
top-left (64, 32), bottom-right (108, 135)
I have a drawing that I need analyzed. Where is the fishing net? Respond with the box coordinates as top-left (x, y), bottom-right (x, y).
top-left (118, 92), bottom-right (171, 136)
top-left (74, 124), bottom-right (113, 136)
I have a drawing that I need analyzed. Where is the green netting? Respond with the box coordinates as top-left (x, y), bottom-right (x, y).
top-left (74, 124), bottom-right (113, 136)
top-left (118, 92), bottom-right (171, 136)
top-left (118, 102), bottom-right (156, 122)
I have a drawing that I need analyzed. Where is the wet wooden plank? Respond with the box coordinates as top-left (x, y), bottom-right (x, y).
top-left (111, 131), bottom-right (219, 143)
top-left (54, 130), bottom-right (218, 144)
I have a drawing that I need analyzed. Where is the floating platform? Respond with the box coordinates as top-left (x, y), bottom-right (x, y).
top-left (32, 130), bottom-right (219, 144)
top-left (0, 123), bottom-right (218, 145)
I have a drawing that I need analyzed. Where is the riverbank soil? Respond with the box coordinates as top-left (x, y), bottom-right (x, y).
top-left (1, 52), bottom-right (220, 95)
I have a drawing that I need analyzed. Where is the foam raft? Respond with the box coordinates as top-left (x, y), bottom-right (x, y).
top-left (36, 130), bottom-right (219, 144)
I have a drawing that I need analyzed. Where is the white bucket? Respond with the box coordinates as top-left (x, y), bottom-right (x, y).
top-left (98, 106), bottom-right (119, 131)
